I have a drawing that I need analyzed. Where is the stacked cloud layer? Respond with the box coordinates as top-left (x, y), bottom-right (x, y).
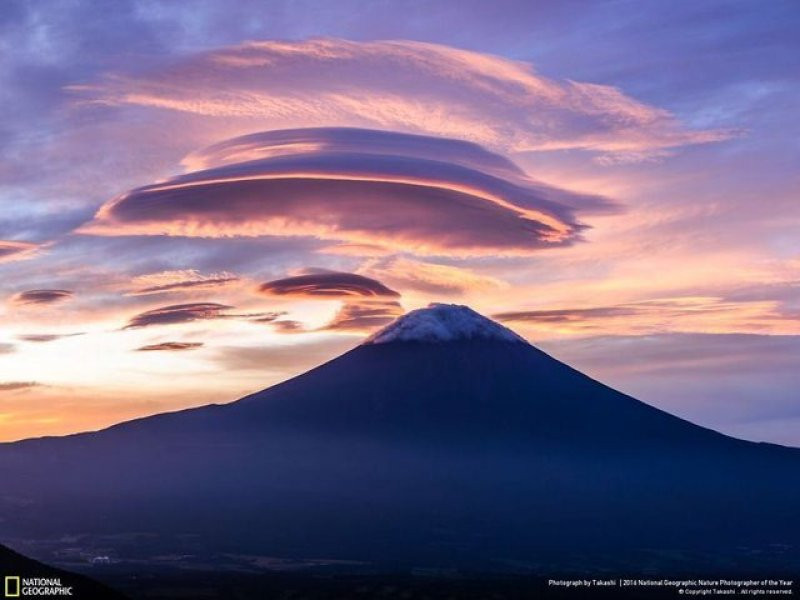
top-left (83, 127), bottom-right (614, 257)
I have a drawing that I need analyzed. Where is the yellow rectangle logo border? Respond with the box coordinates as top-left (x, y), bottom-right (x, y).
top-left (4, 576), bottom-right (20, 598)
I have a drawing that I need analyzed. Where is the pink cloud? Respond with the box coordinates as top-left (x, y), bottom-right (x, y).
top-left (358, 257), bottom-right (506, 296)
top-left (126, 269), bottom-right (240, 296)
top-left (78, 39), bottom-right (734, 161)
top-left (0, 240), bottom-right (39, 264)
top-left (81, 128), bottom-right (611, 257)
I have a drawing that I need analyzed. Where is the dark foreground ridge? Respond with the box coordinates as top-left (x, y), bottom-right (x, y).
top-left (0, 304), bottom-right (798, 582)
top-left (0, 544), bottom-right (127, 599)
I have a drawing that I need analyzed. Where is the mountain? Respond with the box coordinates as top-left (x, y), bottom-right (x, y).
top-left (0, 304), bottom-right (798, 575)
top-left (0, 544), bottom-right (127, 599)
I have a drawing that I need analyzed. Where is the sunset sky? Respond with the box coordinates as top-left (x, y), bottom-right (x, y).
top-left (0, 0), bottom-right (798, 445)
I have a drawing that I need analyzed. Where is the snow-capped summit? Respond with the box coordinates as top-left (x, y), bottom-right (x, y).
top-left (363, 303), bottom-right (528, 345)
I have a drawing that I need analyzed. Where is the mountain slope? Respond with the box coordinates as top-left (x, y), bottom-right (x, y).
top-left (0, 305), bottom-right (798, 573)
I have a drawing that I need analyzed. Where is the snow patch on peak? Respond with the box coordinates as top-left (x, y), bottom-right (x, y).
top-left (363, 303), bottom-right (528, 345)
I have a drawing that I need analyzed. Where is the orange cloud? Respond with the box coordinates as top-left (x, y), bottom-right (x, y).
top-left (494, 296), bottom-right (797, 337)
top-left (358, 257), bottom-right (506, 296)
top-left (323, 299), bottom-right (403, 332)
top-left (78, 39), bottom-right (734, 161)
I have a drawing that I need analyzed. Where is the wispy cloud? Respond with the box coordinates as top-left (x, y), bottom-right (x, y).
top-left (494, 295), bottom-right (796, 336)
top-left (323, 299), bottom-right (403, 332)
top-left (0, 240), bottom-right (39, 263)
top-left (17, 333), bottom-right (84, 343)
top-left (215, 337), bottom-right (359, 372)
top-left (78, 39), bottom-right (733, 161)
top-left (358, 257), bottom-right (506, 296)
top-left (123, 302), bottom-right (281, 329)
top-left (0, 382), bottom-right (40, 392)
top-left (127, 270), bottom-right (240, 296)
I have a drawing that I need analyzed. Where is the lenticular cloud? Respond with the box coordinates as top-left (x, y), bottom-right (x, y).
top-left (82, 128), bottom-right (613, 257)
top-left (259, 271), bottom-right (399, 299)
top-left (259, 270), bottom-right (403, 333)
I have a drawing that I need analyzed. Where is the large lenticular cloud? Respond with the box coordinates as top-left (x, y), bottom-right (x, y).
top-left (82, 128), bottom-right (613, 257)
top-left (81, 38), bottom-right (732, 160)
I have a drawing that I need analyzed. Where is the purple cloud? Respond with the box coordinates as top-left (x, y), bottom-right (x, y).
top-left (259, 270), bottom-right (403, 332)
top-left (82, 128), bottom-right (613, 257)
top-left (11, 289), bottom-right (73, 305)
top-left (123, 302), bottom-right (281, 329)
top-left (259, 270), bottom-right (399, 298)
top-left (123, 302), bottom-right (233, 329)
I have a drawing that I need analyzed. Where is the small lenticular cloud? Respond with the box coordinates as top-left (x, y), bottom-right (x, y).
top-left (270, 320), bottom-right (305, 333)
top-left (260, 270), bottom-right (403, 333)
top-left (11, 289), bottom-right (73, 306)
top-left (124, 303), bottom-right (233, 329)
top-left (259, 271), bottom-right (400, 298)
top-left (136, 342), bottom-right (204, 352)
top-left (17, 333), bottom-right (84, 343)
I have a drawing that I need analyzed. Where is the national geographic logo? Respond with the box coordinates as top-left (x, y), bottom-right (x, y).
top-left (4, 577), bottom-right (73, 597)
top-left (4, 577), bottom-right (19, 598)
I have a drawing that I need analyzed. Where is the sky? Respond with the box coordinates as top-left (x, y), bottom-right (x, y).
top-left (0, 0), bottom-right (798, 445)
